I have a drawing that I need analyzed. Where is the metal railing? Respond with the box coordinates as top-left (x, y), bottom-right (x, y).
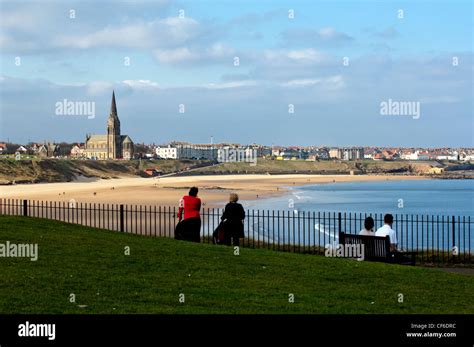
top-left (0, 199), bottom-right (472, 264)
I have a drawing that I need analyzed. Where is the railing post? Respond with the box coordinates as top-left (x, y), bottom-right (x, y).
top-left (452, 215), bottom-right (456, 262)
top-left (120, 204), bottom-right (124, 232)
top-left (23, 200), bottom-right (28, 217)
top-left (338, 212), bottom-right (342, 234)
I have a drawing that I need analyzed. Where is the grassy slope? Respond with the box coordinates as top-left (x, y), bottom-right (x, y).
top-left (0, 159), bottom-right (207, 183)
top-left (191, 159), bottom-right (434, 175)
top-left (1, 157), bottom-right (464, 184)
top-left (0, 216), bottom-right (472, 314)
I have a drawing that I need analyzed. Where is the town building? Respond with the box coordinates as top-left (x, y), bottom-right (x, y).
top-left (37, 143), bottom-right (60, 158)
top-left (83, 91), bottom-right (134, 160)
top-left (70, 144), bottom-right (84, 158)
top-left (400, 150), bottom-right (419, 160)
top-left (329, 147), bottom-right (364, 160)
top-left (156, 145), bottom-right (178, 159)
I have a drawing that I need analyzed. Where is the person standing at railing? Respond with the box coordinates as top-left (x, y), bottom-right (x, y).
top-left (175, 187), bottom-right (201, 243)
top-left (220, 193), bottom-right (245, 246)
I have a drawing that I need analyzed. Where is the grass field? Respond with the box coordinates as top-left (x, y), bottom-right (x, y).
top-left (0, 215), bottom-right (472, 314)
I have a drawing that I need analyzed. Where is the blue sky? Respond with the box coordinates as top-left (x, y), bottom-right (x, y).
top-left (0, 0), bottom-right (472, 146)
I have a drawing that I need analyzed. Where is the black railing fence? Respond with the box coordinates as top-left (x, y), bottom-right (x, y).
top-left (0, 199), bottom-right (472, 264)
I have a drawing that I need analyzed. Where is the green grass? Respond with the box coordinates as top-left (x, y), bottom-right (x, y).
top-left (0, 216), bottom-right (473, 314)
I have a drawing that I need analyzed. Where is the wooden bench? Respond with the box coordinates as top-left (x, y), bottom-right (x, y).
top-left (339, 232), bottom-right (416, 265)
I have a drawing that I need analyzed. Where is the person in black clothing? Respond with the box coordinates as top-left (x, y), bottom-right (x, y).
top-left (221, 193), bottom-right (245, 246)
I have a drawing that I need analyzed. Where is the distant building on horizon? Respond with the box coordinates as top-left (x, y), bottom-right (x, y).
top-left (37, 142), bottom-right (60, 158)
top-left (329, 147), bottom-right (364, 160)
top-left (83, 91), bottom-right (134, 160)
top-left (156, 143), bottom-right (218, 160)
top-left (156, 145), bottom-right (178, 159)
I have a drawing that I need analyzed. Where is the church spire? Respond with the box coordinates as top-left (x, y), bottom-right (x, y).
top-left (107, 90), bottom-right (120, 136)
top-left (110, 90), bottom-right (117, 116)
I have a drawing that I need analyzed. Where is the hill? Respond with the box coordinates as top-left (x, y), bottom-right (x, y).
top-left (0, 158), bottom-right (209, 184)
top-left (1, 157), bottom-right (471, 185)
top-left (183, 158), bottom-right (452, 176)
top-left (0, 216), bottom-right (472, 314)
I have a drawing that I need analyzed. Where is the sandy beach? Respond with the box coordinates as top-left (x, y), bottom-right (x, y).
top-left (0, 174), bottom-right (426, 209)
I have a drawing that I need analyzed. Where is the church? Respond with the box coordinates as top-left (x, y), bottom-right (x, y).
top-left (83, 91), bottom-right (134, 160)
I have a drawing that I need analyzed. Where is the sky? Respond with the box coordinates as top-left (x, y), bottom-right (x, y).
top-left (0, 0), bottom-right (473, 147)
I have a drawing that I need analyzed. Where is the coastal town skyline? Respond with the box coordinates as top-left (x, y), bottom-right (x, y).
top-left (2, 89), bottom-right (472, 151)
top-left (3, 138), bottom-right (473, 163)
top-left (2, 89), bottom-right (473, 149)
top-left (1, 0), bottom-right (472, 147)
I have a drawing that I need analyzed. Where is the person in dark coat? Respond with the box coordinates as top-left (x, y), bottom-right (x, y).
top-left (221, 193), bottom-right (245, 246)
top-left (176, 187), bottom-right (201, 243)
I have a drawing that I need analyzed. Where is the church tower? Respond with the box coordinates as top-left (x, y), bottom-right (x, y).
top-left (107, 91), bottom-right (121, 159)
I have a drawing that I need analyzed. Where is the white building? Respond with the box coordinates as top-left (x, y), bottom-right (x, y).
top-left (271, 149), bottom-right (281, 157)
top-left (217, 146), bottom-right (257, 164)
top-left (156, 143), bottom-right (218, 160)
top-left (16, 146), bottom-right (28, 153)
top-left (70, 145), bottom-right (84, 158)
top-left (156, 145), bottom-right (178, 159)
top-left (400, 150), bottom-right (419, 160)
top-left (329, 148), bottom-right (364, 160)
top-left (460, 153), bottom-right (474, 161)
top-left (435, 151), bottom-right (458, 161)
top-left (174, 144), bottom-right (217, 160)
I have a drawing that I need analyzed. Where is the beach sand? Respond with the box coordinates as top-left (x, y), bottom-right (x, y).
top-left (1, 174), bottom-right (426, 209)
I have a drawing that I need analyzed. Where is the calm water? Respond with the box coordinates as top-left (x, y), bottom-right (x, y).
top-left (228, 179), bottom-right (474, 251)
top-left (245, 179), bottom-right (473, 216)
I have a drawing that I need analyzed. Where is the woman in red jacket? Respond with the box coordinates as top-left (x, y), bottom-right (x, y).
top-left (176, 187), bottom-right (201, 242)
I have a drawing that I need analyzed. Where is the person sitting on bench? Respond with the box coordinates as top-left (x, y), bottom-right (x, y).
top-left (375, 214), bottom-right (397, 252)
top-left (359, 216), bottom-right (375, 236)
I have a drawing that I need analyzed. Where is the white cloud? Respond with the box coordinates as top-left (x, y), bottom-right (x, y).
top-left (280, 75), bottom-right (345, 89)
top-left (153, 42), bottom-right (236, 65)
top-left (263, 48), bottom-right (326, 64)
top-left (0, 1), bottom-right (175, 53)
top-left (0, 4), bottom-right (51, 31)
top-left (207, 43), bottom-right (236, 58)
top-left (280, 27), bottom-right (354, 45)
top-left (318, 27), bottom-right (348, 40)
top-left (280, 79), bottom-right (319, 87)
top-left (287, 49), bottom-right (322, 61)
top-left (122, 80), bottom-right (160, 90)
top-left (53, 17), bottom-right (200, 50)
top-left (204, 80), bottom-right (257, 89)
top-left (153, 47), bottom-right (197, 64)
top-left (87, 81), bottom-right (115, 96)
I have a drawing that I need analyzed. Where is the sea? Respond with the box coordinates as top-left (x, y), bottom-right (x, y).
top-left (233, 179), bottom-right (474, 251)
top-left (245, 179), bottom-right (473, 217)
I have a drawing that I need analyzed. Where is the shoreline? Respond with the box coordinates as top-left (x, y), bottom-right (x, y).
top-left (0, 174), bottom-right (429, 209)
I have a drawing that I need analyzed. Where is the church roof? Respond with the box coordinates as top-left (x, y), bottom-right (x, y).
top-left (87, 135), bottom-right (107, 141)
top-left (122, 135), bottom-right (133, 143)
